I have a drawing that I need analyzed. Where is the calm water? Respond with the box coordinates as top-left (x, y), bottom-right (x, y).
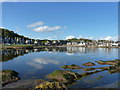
top-left (1, 47), bottom-right (119, 88)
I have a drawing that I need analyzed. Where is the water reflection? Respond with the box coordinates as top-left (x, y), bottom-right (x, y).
top-left (33, 58), bottom-right (60, 65)
top-left (1, 47), bottom-right (117, 62)
top-left (1, 47), bottom-right (118, 88)
top-left (2, 49), bottom-right (33, 62)
top-left (27, 58), bottom-right (60, 69)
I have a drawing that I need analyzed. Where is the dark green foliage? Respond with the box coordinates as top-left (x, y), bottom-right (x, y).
top-left (1, 28), bottom-right (29, 39)
top-left (68, 38), bottom-right (93, 42)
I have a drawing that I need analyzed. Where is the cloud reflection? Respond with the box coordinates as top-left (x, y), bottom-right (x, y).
top-left (27, 62), bottom-right (43, 69)
top-left (33, 58), bottom-right (60, 64)
top-left (27, 58), bottom-right (60, 69)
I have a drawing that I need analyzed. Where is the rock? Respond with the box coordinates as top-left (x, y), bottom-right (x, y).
top-left (81, 72), bottom-right (94, 77)
top-left (35, 81), bottom-right (66, 89)
top-left (96, 76), bottom-right (103, 80)
top-left (47, 70), bottom-right (82, 84)
top-left (84, 67), bottom-right (96, 71)
top-left (61, 64), bottom-right (83, 69)
top-left (96, 59), bottom-right (120, 65)
top-left (35, 79), bottom-right (47, 85)
top-left (82, 70), bottom-right (104, 77)
top-left (82, 62), bottom-right (95, 66)
top-left (108, 66), bottom-right (120, 74)
top-left (98, 66), bottom-right (110, 70)
top-left (1, 70), bottom-right (20, 86)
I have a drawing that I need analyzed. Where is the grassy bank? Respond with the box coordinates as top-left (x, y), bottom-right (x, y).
top-left (2, 44), bottom-right (39, 49)
top-left (1, 44), bottom-right (120, 49)
top-left (3, 44), bottom-right (35, 47)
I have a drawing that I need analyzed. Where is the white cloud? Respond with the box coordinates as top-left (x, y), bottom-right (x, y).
top-left (78, 36), bottom-right (119, 41)
top-left (0, 27), bottom-right (4, 29)
top-left (32, 26), bottom-right (62, 32)
top-left (100, 36), bottom-right (118, 41)
top-left (79, 36), bottom-right (95, 40)
top-left (66, 36), bottom-right (75, 40)
top-left (66, 35), bottom-right (118, 41)
top-left (27, 21), bottom-right (44, 28)
top-left (47, 36), bottom-right (58, 39)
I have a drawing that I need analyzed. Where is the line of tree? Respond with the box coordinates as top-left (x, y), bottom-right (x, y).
top-left (1, 28), bottom-right (30, 40)
top-left (1, 28), bottom-right (114, 43)
top-left (68, 38), bottom-right (93, 42)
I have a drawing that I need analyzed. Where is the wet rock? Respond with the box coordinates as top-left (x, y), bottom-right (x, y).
top-left (35, 81), bottom-right (66, 89)
top-left (81, 72), bottom-right (94, 77)
top-left (98, 66), bottom-right (110, 70)
top-left (82, 70), bottom-right (104, 78)
top-left (108, 66), bottom-right (120, 74)
top-left (35, 79), bottom-right (47, 85)
top-left (47, 70), bottom-right (82, 84)
top-left (83, 67), bottom-right (96, 71)
top-left (82, 62), bottom-right (95, 66)
top-left (96, 59), bottom-right (120, 65)
top-left (61, 64), bottom-right (83, 69)
top-left (96, 76), bottom-right (103, 80)
top-left (1, 70), bottom-right (20, 86)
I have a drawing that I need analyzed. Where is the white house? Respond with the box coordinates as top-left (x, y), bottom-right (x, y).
top-left (112, 42), bottom-right (118, 46)
top-left (78, 41), bottom-right (86, 46)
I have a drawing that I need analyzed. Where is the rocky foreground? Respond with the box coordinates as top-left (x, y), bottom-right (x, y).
top-left (1, 59), bottom-right (120, 89)
top-left (1, 70), bottom-right (20, 87)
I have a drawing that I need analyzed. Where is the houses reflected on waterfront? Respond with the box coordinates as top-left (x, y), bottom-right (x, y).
top-left (1, 47), bottom-right (114, 62)
top-left (66, 47), bottom-right (113, 55)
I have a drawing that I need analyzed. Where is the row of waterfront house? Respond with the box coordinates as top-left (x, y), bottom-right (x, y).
top-left (1, 36), bottom-right (119, 46)
top-left (1, 37), bottom-right (67, 45)
top-left (67, 40), bottom-right (119, 46)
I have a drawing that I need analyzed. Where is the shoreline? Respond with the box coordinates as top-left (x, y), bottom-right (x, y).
top-left (1, 45), bottom-right (120, 49)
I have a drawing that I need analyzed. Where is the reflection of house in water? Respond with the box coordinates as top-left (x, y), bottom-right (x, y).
top-left (1, 47), bottom-right (115, 62)
top-left (66, 52), bottom-right (74, 55)
top-left (2, 49), bottom-right (35, 62)
top-left (44, 47), bottom-right (67, 52)
top-left (66, 47), bottom-right (98, 54)
top-left (66, 47), bottom-right (88, 54)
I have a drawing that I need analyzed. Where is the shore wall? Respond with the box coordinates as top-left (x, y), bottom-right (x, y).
top-left (1, 45), bottom-right (120, 49)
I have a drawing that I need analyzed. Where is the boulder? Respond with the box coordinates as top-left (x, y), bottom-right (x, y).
top-left (96, 59), bottom-right (120, 65)
top-left (1, 70), bottom-right (20, 86)
top-left (84, 67), bottom-right (96, 71)
top-left (47, 70), bottom-right (82, 84)
top-left (35, 81), bottom-right (66, 89)
top-left (82, 62), bottom-right (95, 66)
top-left (61, 64), bottom-right (83, 69)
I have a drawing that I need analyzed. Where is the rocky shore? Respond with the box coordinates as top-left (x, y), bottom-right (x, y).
top-left (2, 59), bottom-right (120, 89)
top-left (1, 70), bottom-right (20, 87)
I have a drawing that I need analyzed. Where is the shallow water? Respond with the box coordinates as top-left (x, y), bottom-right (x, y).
top-left (1, 47), bottom-right (119, 88)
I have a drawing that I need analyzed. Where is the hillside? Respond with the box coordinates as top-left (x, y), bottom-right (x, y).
top-left (0, 28), bottom-right (29, 40)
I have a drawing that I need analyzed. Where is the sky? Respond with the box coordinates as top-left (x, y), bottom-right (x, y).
top-left (2, 2), bottom-right (118, 40)
top-left (0, 0), bottom-right (120, 2)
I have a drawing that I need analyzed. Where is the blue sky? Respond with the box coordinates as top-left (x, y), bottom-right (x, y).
top-left (2, 2), bottom-right (118, 40)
